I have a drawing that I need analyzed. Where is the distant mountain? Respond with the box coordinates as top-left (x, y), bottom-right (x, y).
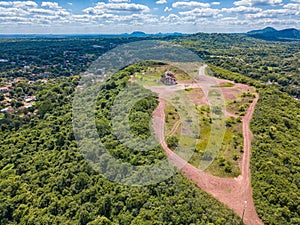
top-left (129, 31), bottom-right (147, 37)
top-left (247, 27), bottom-right (300, 41)
top-left (248, 27), bottom-right (276, 34)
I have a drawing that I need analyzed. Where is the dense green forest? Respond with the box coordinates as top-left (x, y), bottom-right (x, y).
top-left (0, 64), bottom-right (241, 224)
top-left (0, 37), bottom-right (147, 80)
top-left (251, 88), bottom-right (300, 224)
top-left (0, 34), bottom-right (299, 224)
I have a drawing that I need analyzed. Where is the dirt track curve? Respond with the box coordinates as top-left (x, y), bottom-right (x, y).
top-left (152, 66), bottom-right (263, 225)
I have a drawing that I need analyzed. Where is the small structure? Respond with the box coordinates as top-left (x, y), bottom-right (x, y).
top-left (24, 104), bottom-right (33, 109)
top-left (160, 71), bottom-right (177, 85)
top-left (25, 96), bottom-right (36, 103)
top-left (1, 107), bottom-right (14, 113)
top-left (0, 87), bottom-right (9, 94)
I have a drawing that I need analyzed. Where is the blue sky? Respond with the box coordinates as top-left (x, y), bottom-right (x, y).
top-left (0, 0), bottom-right (299, 34)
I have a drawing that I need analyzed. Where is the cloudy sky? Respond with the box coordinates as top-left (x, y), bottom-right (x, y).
top-left (0, 0), bottom-right (299, 34)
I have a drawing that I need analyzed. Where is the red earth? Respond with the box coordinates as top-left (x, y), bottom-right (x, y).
top-left (151, 65), bottom-right (263, 225)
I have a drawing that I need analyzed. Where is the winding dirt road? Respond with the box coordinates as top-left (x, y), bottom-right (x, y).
top-left (152, 66), bottom-right (263, 225)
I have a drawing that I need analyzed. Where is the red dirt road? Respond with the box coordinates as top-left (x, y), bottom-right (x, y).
top-left (152, 66), bottom-right (263, 225)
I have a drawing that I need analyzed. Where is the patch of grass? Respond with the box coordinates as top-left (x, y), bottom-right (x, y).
top-left (176, 135), bottom-right (197, 160)
top-left (188, 104), bottom-right (244, 178)
top-left (227, 91), bottom-right (256, 116)
top-left (170, 67), bottom-right (193, 82)
top-left (211, 82), bottom-right (235, 88)
top-left (188, 106), bottom-right (211, 167)
top-left (189, 124), bottom-right (211, 167)
top-left (204, 120), bottom-right (243, 178)
top-left (135, 71), bottom-right (161, 86)
top-left (164, 102), bottom-right (181, 137)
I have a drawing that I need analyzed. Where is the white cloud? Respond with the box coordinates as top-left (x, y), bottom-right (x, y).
top-left (0, 1), bottom-right (12, 7)
top-left (108, 0), bottom-right (131, 2)
top-left (179, 8), bottom-right (221, 18)
top-left (83, 2), bottom-right (150, 14)
top-left (156, 0), bottom-right (167, 4)
top-left (284, 3), bottom-right (300, 11)
top-left (73, 12), bottom-right (157, 26)
top-left (245, 8), bottom-right (300, 19)
top-left (0, 16), bottom-right (28, 22)
top-left (0, 1), bottom-right (38, 8)
top-left (220, 16), bottom-right (239, 21)
top-left (222, 6), bottom-right (262, 13)
top-left (160, 14), bottom-right (181, 23)
top-left (0, 1), bottom-right (72, 26)
top-left (56, 10), bottom-right (71, 17)
top-left (113, 13), bottom-right (157, 23)
top-left (164, 6), bottom-right (172, 12)
top-left (83, 7), bottom-right (102, 15)
top-left (29, 8), bottom-right (56, 15)
top-left (41, 2), bottom-right (61, 9)
top-left (234, 0), bottom-right (282, 7)
top-left (0, 0), bottom-right (299, 34)
top-left (13, 1), bottom-right (38, 8)
top-left (0, 6), bottom-right (29, 17)
top-left (172, 1), bottom-right (210, 9)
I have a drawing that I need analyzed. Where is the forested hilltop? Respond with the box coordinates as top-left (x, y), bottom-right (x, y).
top-left (0, 34), bottom-right (299, 224)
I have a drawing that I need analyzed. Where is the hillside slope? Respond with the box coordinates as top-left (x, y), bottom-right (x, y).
top-left (247, 27), bottom-right (300, 41)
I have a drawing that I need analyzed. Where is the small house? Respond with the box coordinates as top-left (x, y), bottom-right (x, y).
top-left (161, 71), bottom-right (177, 85)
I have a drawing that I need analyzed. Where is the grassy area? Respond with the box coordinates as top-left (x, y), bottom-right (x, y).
top-left (164, 91), bottom-right (199, 160)
top-left (187, 105), bottom-right (243, 177)
top-left (164, 102), bottom-right (181, 137)
top-left (134, 69), bottom-right (161, 86)
top-left (205, 121), bottom-right (243, 178)
top-left (189, 105), bottom-right (211, 167)
top-left (211, 82), bottom-right (235, 88)
top-left (170, 66), bottom-right (192, 82)
top-left (227, 91), bottom-right (256, 116)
